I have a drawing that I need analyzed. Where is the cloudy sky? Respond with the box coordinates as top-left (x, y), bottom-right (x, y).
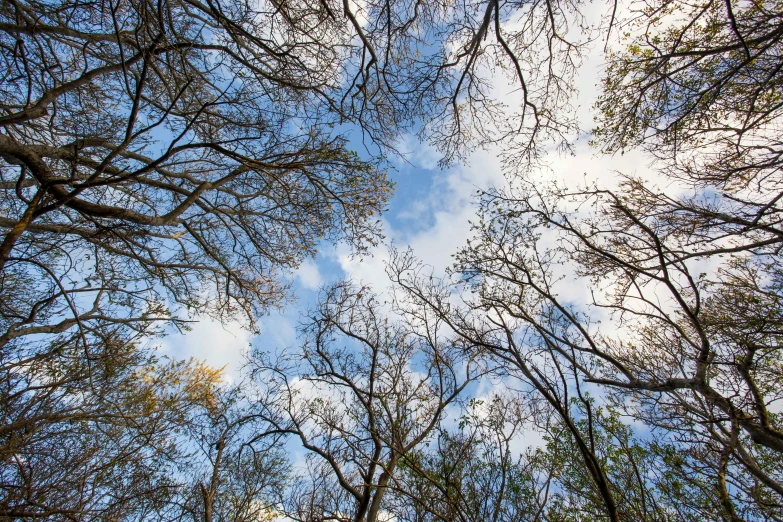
top-left (160, 3), bottom-right (658, 388)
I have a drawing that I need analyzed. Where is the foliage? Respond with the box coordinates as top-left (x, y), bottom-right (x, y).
top-left (0, 329), bottom-right (277, 520)
top-left (3, 0), bottom-right (783, 519)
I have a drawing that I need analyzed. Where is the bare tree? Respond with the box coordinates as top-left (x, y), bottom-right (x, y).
top-left (251, 281), bottom-right (487, 522)
top-left (0, 0), bottom-right (394, 330)
top-left (0, 331), bottom-right (292, 521)
top-left (173, 382), bottom-right (290, 522)
top-left (344, 0), bottom-right (591, 166)
top-left (389, 393), bottom-right (549, 522)
top-left (6, 0), bottom-right (783, 518)
top-left (388, 249), bottom-right (629, 522)
top-left (0, 0), bottom-right (595, 517)
top-left (367, 0), bottom-right (783, 519)
top-left (0, 3), bottom-right (393, 512)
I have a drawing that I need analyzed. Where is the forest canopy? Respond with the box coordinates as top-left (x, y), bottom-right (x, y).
top-left (1, 0), bottom-right (782, 520)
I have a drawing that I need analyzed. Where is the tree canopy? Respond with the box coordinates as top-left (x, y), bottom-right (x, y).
top-left (2, 0), bottom-right (783, 520)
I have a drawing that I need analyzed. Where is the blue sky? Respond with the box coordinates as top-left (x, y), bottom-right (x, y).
top-left (158, 0), bottom-right (661, 388)
top-left (157, 134), bottom-right (505, 380)
top-left (151, 7), bottom-right (687, 467)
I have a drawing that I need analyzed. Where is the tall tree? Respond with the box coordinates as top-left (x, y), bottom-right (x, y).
top-left (5, 0), bottom-right (783, 518)
top-left (0, 3), bottom-right (390, 511)
top-left (340, 0), bottom-right (591, 166)
top-left (0, 348), bottom-right (214, 519)
top-left (391, 393), bottom-right (546, 522)
top-left (252, 281), bottom-right (487, 522)
top-left (398, 397), bottom-right (738, 522)
top-left (0, 335), bottom-right (290, 521)
top-left (0, 0), bottom-right (394, 342)
top-left (384, 0), bottom-right (783, 518)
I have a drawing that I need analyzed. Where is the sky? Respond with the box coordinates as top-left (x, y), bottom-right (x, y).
top-left (151, 4), bottom-right (684, 464)
top-left (158, 13), bottom-right (660, 384)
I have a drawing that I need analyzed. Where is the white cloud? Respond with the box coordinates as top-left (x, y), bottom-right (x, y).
top-left (158, 318), bottom-right (252, 383)
top-left (295, 258), bottom-right (323, 291)
top-left (394, 134), bottom-right (441, 171)
top-left (347, 0), bottom-right (370, 28)
top-left (336, 148), bottom-right (507, 290)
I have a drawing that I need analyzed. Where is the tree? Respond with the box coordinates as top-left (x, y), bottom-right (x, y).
top-left (388, 150), bottom-right (783, 520)
top-left (0, 347), bottom-right (218, 519)
top-left (172, 379), bottom-right (290, 522)
top-left (251, 281), bottom-right (487, 522)
top-left (389, 249), bottom-right (629, 521)
top-left (0, 0), bottom-right (395, 374)
top-left (383, 0), bottom-right (783, 518)
top-left (395, 395), bottom-right (736, 522)
top-left (391, 393), bottom-right (547, 522)
top-left (339, 0), bottom-right (591, 166)
top-left (0, 0), bottom-right (592, 517)
top-left (0, 2), bottom-right (390, 513)
top-left (0, 331), bottom-right (290, 521)
top-left (5, 0), bottom-right (783, 518)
